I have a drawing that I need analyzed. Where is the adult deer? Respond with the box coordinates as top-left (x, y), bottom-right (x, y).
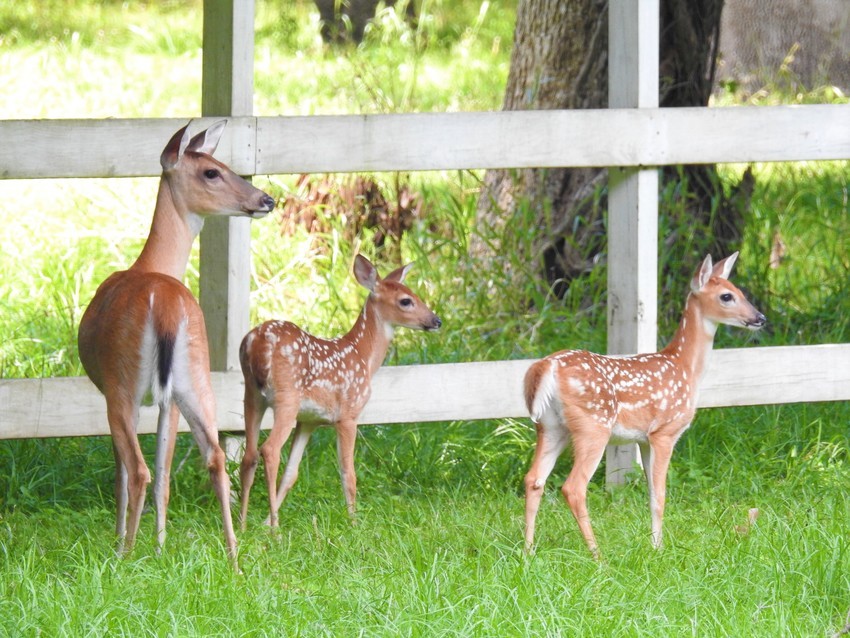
top-left (523, 253), bottom-right (765, 557)
top-left (78, 121), bottom-right (275, 563)
top-left (238, 255), bottom-right (441, 529)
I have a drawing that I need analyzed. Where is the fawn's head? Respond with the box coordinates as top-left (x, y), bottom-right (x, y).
top-left (690, 252), bottom-right (766, 330)
top-left (159, 120), bottom-right (275, 220)
top-left (354, 255), bottom-right (442, 331)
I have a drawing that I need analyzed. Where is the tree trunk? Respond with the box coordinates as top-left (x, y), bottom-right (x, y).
top-left (475, 0), bottom-right (608, 293)
top-left (659, 0), bottom-right (748, 271)
top-left (477, 0), bottom-right (748, 301)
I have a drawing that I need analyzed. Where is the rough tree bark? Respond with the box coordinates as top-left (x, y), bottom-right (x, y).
top-left (476, 0), bottom-right (608, 292)
top-left (477, 0), bottom-right (748, 297)
top-left (718, 0), bottom-right (850, 93)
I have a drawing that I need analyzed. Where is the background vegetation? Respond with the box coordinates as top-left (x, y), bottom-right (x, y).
top-left (1, 1), bottom-right (848, 636)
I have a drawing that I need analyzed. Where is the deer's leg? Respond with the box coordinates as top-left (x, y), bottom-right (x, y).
top-left (113, 440), bottom-right (129, 543)
top-left (239, 383), bottom-right (267, 531)
top-left (153, 402), bottom-right (180, 552)
top-left (335, 419), bottom-right (359, 518)
top-left (645, 434), bottom-right (677, 549)
top-left (107, 397), bottom-right (148, 556)
top-left (523, 417), bottom-right (570, 552)
top-left (270, 422), bottom-right (317, 518)
top-left (638, 442), bottom-right (656, 546)
top-left (259, 400), bottom-right (298, 529)
top-left (561, 416), bottom-right (609, 558)
top-left (174, 387), bottom-right (238, 564)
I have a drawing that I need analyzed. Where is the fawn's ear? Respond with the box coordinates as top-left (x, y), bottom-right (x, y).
top-left (691, 254), bottom-right (714, 292)
top-left (712, 251), bottom-right (738, 280)
top-left (185, 119), bottom-right (227, 156)
top-left (384, 263), bottom-right (412, 283)
top-left (353, 254), bottom-right (378, 292)
top-left (160, 122), bottom-right (192, 170)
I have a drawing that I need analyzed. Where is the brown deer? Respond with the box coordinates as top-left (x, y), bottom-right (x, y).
top-left (523, 253), bottom-right (766, 557)
top-left (78, 121), bottom-right (275, 564)
top-left (238, 255), bottom-right (441, 529)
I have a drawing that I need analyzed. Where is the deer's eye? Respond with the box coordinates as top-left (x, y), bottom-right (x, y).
top-left (204, 169), bottom-right (220, 179)
top-left (720, 292), bottom-right (734, 303)
top-left (399, 298), bottom-right (414, 308)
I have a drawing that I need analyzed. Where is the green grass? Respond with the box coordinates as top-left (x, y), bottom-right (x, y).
top-left (1, 417), bottom-right (849, 636)
top-left (2, 1), bottom-right (850, 636)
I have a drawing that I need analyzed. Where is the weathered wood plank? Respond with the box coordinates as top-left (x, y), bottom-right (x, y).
top-left (255, 106), bottom-right (850, 172)
top-left (201, 0), bottom-right (255, 119)
top-left (0, 117), bottom-right (256, 179)
top-left (3, 344), bottom-right (850, 440)
top-left (697, 344), bottom-right (850, 408)
top-left (199, 0), bottom-right (257, 372)
top-left (605, 0), bottom-right (659, 482)
top-left (2, 105), bottom-right (848, 179)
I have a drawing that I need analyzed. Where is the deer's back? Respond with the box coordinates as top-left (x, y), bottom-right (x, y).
top-left (240, 321), bottom-right (371, 414)
top-left (534, 349), bottom-right (697, 433)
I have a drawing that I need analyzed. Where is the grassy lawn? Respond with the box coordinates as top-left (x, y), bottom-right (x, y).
top-left (2, 401), bottom-right (850, 636)
top-left (1, 1), bottom-right (850, 636)
top-left (2, 406), bottom-right (849, 636)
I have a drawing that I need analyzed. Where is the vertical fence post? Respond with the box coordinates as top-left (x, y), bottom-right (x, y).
top-left (605, 0), bottom-right (660, 485)
top-left (200, 0), bottom-right (257, 468)
top-left (200, 0), bottom-right (256, 373)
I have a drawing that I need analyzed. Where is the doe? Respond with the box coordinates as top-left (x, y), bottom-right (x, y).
top-left (238, 255), bottom-right (441, 529)
top-left (523, 253), bottom-right (766, 557)
top-left (78, 121), bottom-right (275, 562)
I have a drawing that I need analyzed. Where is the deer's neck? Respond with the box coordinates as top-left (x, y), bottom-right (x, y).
top-left (130, 176), bottom-right (203, 280)
top-left (342, 298), bottom-right (394, 377)
top-left (662, 294), bottom-right (717, 381)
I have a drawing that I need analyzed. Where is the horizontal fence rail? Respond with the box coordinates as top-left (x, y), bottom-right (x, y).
top-left (2, 105), bottom-right (849, 179)
top-left (1, 106), bottom-right (849, 441)
top-left (3, 344), bottom-right (850, 439)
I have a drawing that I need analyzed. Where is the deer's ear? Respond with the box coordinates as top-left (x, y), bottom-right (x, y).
top-left (160, 122), bottom-right (192, 170)
top-left (353, 254), bottom-right (378, 292)
top-left (384, 263), bottom-right (412, 283)
top-left (186, 120), bottom-right (227, 156)
top-left (691, 254), bottom-right (714, 292)
top-left (712, 251), bottom-right (738, 280)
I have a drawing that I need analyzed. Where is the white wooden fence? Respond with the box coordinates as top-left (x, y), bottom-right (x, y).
top-left (1, 1), bottom-right (849, 484)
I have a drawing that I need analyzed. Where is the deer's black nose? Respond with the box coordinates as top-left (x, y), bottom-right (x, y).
top-left (261, 194), bottom-right (276, 211)
top-left (748, 312), bottom-right (767, 328)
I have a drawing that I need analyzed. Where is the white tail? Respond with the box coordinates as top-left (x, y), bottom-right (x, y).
top-left (238, 254), bottom-right (441, 529)
top-left (78, 121), bottom-right (275, 564)
top-left (523, 253), bottom-right (766, 557)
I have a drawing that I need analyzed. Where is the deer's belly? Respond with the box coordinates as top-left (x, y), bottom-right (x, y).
top-left (260, 382), bottom-right (342, 425)
top-left (295, 399), bottom-right (337, 425)
top-left (610, 422), bottom-right (649, 444)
